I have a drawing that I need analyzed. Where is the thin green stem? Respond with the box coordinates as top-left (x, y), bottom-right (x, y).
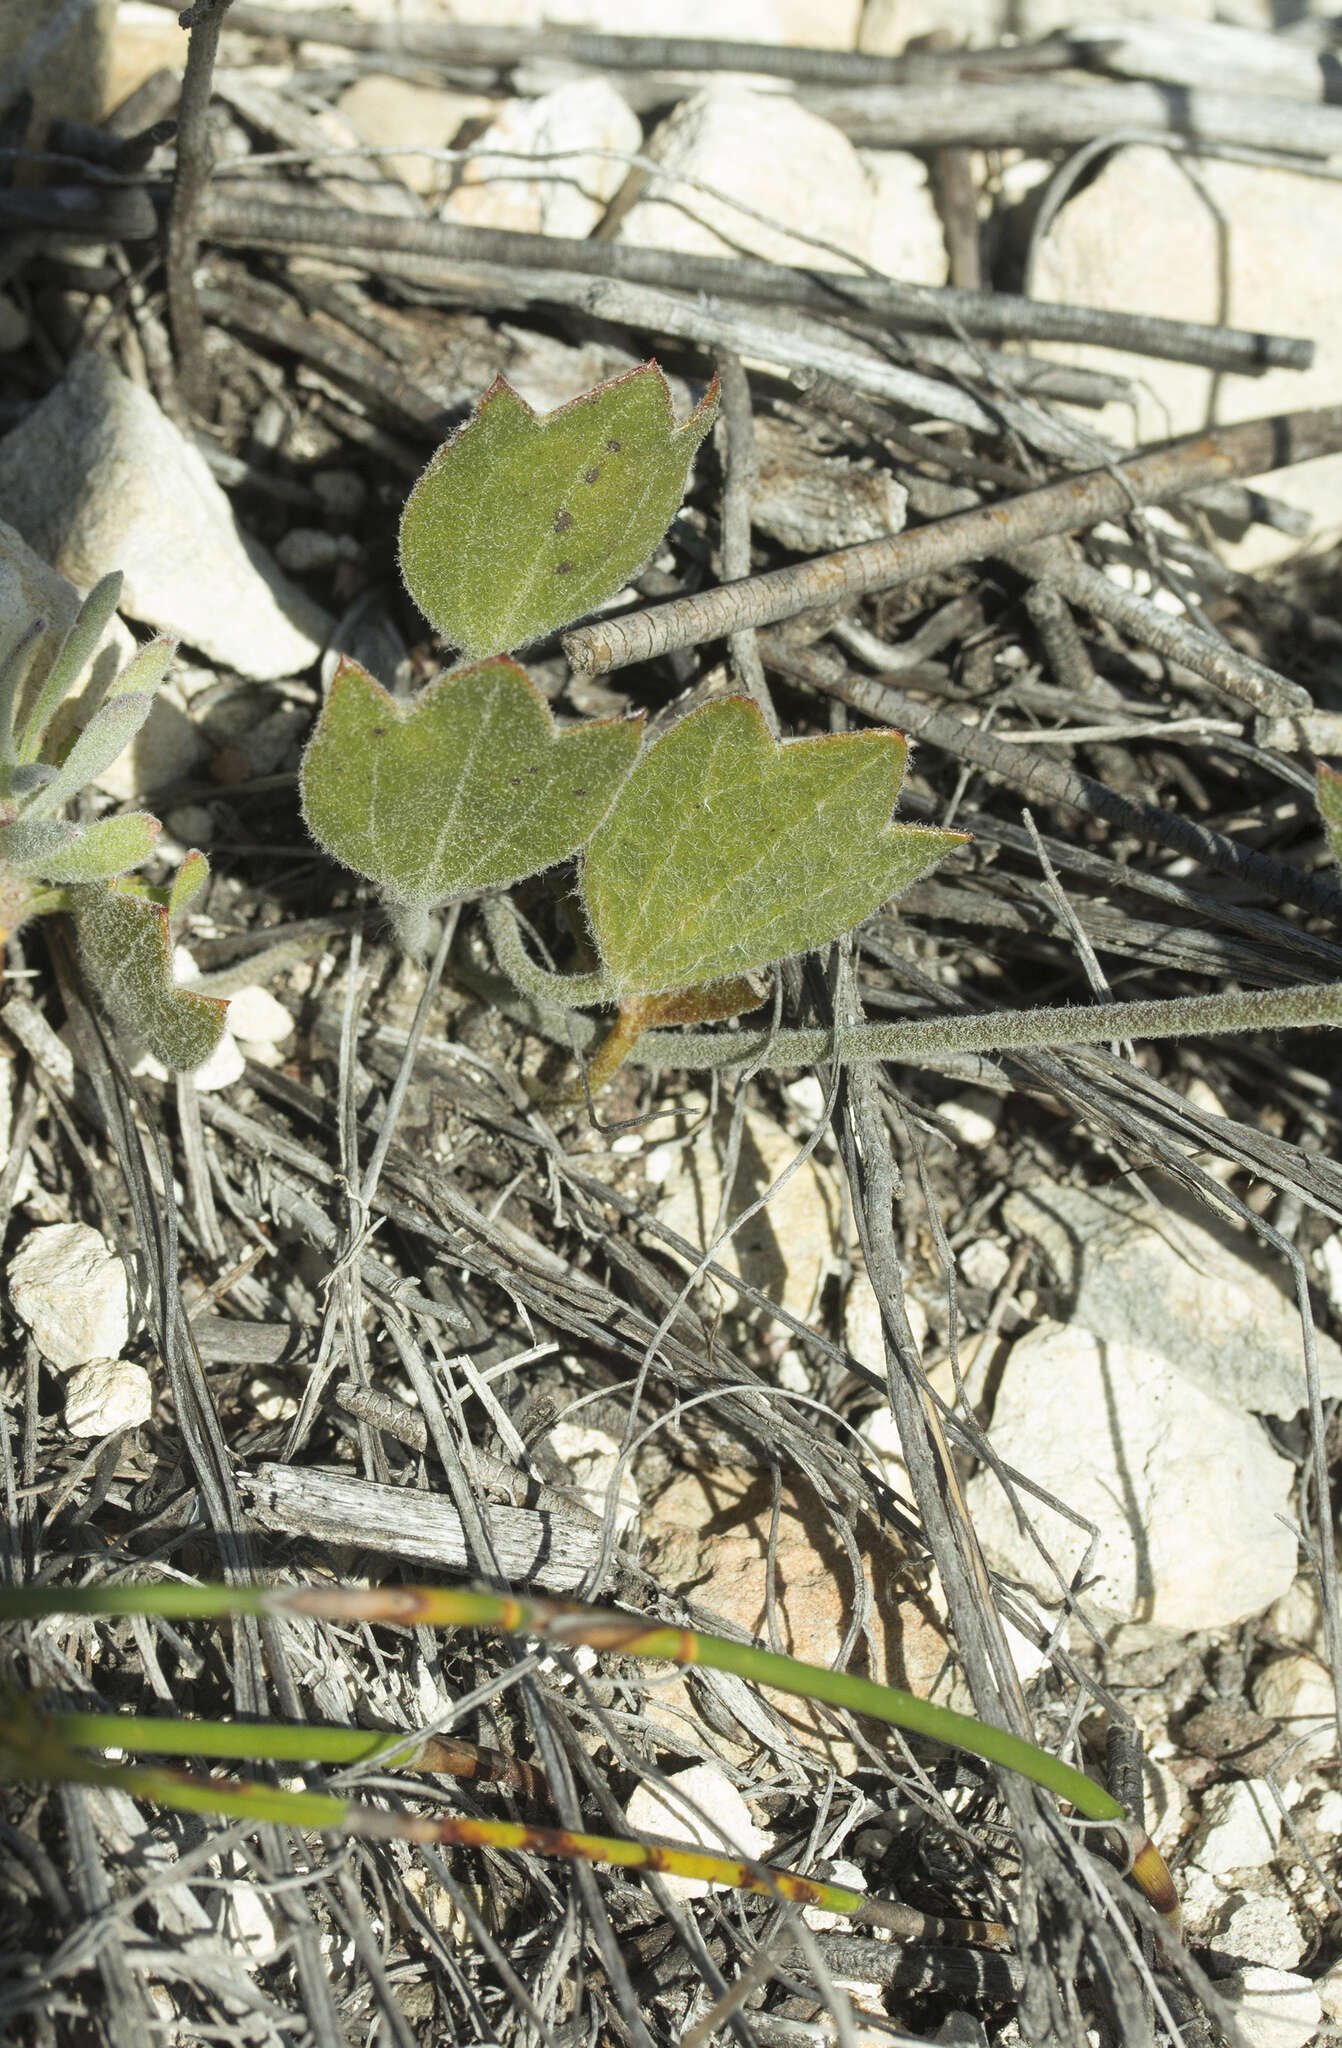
top-left (482, 896), bottom-right (612, 1010)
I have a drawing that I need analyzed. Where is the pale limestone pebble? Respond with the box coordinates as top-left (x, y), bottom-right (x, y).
top-left (860, 149), bottom-right (949, 284)
top-left (337, 76), bottom-right (497, 197)
top-left (1268, 1574), bottom-right (1331, 1660)
top-left (802, 1857), bottom-right (866, 1935)
top-left (1251, 1655), bottom-right (1337, 1769)
top-left (224, 984), bottom-right (294, 1047)
top-left (273, 528), bottom-right (361, 575)
top-left (1215, 1890), bottom-right (1308, 1972)
top-left (0, 355), bottom-right (331, 679)
top-left (222, 1882), bottom-right (279, 1964)
top-left (546, 1420), bottom-right (639, 1542)
top-left (1219, 1967), bottom-right (1323, 2048)
top-left (247, 1376), bottom-right (298, 1424)
top-left (181, 1027), bottom-right (246, 1093)
top-left (1191, 1779), bottom-right (1283, 1877)
top-left (784, 1075), bottom-right (827, 1125)
top-left (1002, 1179), bottom-right (1342, 1420)
top-left (655, 1100), bottom-right (843, 1322)
top-left (8, 1221), bottom-right (130, 1369)
top-left (859, 0), bottom-right (1003, 50)
top-left (612, 85), bottom-right (876, 273)
top-left (844, 1266), bottom-right (930, 1367)
top-left (64, 1358), bottom-right (153, 1439)
top-left (622, 1765), bottom-right (767, 1901)
top-left (1031, 144), bottom-right (1342, 571)
top-left (445, 79), bottom-right (641, 239)
top-left (965, 1322), bottom-right (1298, 1638)
top-left (1319, 1955), bottom-right (1342, 2024)
top-left (936, 1093), bottom-right (1000, 1150)
top-left (162, 802), bottom-right (217, 851)
top-left (959, 1237), bottom-right (1009, 1294)
top-left (106, 0), bottom-right (186, 111)
top-left (1315, 1232), bottom-right (1342, 1321)
top-left (1261, 709), bottom-right (1342, 760)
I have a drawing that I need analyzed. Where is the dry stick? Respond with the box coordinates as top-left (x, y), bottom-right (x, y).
top-left (782, 656), bottom-right (1342, 922)
top-left (1010, 539), bottom-right (1311, 717)
top-left (562, 404), bottom-right (1342, 679)
top-left (167, 0), bottom-right (233, 416)
top-left (714, 350), bottom-right (774, 731)
top-left (798, 74), bottom-right (1342, 156)
top-left (199, 191), bottom-right (1310, 374)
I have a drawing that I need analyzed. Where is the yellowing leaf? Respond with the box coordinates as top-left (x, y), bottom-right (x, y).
top-left (399, 364), bottom-right (718, 659)
top-left (300, 655), bottom-right (643, 908)
top-left (580, 697), bottom-right (966, 998)
top-left (73, 883), bottom-right (228, 1071)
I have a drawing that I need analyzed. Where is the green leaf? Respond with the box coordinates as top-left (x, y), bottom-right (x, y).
top-left (301, 655), bottom-right (643, 909)
top-left (38, 812), bottom-right (161, 882)
top-left (72, 883), bottom-right (228, 1071)
top-left (15, 571), bottom-right (123, 763)
top-left (101, 635), bottom-right (174, 704)
top-left (580, 697), bottom-right (967, 998)
top-left (399, 364), bottom-right (719, 660)
top-left (1318, 763), bottom-right (1342, 868)
top-left (0, 817), bottom-right (81, 870)
top-left (167, 849), bottom-right (210, 915)
top-left (23, 694), bottom-right (156, 818)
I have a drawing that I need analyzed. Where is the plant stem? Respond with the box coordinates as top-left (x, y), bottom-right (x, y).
top-left (167, 0), bottom-right (234, 416)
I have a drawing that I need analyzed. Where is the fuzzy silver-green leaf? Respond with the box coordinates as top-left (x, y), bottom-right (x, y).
top-left (301, 655), bottom-right (643, 909)
top-left (73, 883), bottom-right (228, 1070)
top-left (399, 364), bottom-right (718, 660)
top-left (581, 696), bottom-right (967, 998)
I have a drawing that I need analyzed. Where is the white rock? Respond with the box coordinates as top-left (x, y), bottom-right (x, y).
top-left (446, 79), bottom-right (641, 239)
top-left (860, 0), bottom-right (1003, 51)
top-left (1217, 1890), bottom-right (1307, 1971)
top-left (803, 1856), bottom-right (866, 1934)
top-left (614, 85), bottom-right (877, 273)
top-left (784, 1076), bottom-right (826, 1124)
top-left (337, 75), bottom-right (496, 197)
top-left (1191, 1780), bottom-right (1283, 1876)
top-left (1002, 1180), bottom-right (1342, 1420)
top-left (960, 1238), bottom-right (1009, 1293)
top-left (273, 528), bottom-right (360, 574)
top-left (965, 1322), bottom-right (1298, 1637)
top-left (0, 355), bottom-right (331, 678)
top-left (657, 1101), bottom-right (842, 1321)
top-left (1219, 1966), bottom-right (1322, 2048)
top-left (222, 1880), bottom-right (279, 1963)
top-left (622, 1765), bottom-right (766, 1900)
top-left (1031, 144), bottom-right (1342, 570)
top-left (844, 1266), bottom-right (930, 1366)
top-left (860, 150), bottom-right (949, 284)
top-left (8, 1222), bottom-right (130, 1370)
top-left (1319, 1956), bottom-right (1342, 2023)
top-left (1315, 1232), bottom-right (1342, 1319)
top-left (547, 1421), bottom-right (639, 1542)
top-left (64, 1359), bottom-right (153, 1438)
top-left (938, 1094), bottom-right (999, 1149)
top-left (1252, 1655), bottom-right (1337, 1768)
top-left (545, 0), bottom-right (862, 38)
top-left (1268, 1574), bottom-right (1330, 1660)
top-left (189, 1030), bottom-right (246, 1092)
top-left (223, 985), bottom-right (294, 1046)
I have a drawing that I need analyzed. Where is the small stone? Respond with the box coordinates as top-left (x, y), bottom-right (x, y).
top-left (656, 1100), bottom-right (843, 1322)
top-left (1319, 1956), bottom-right (1342, 2023)
top-left (1216, 1890), bottom-right (1307, 1971)
top-left (1191, 1780), bottom-right (1282, 1876)
top-left (447, 79), bottom-right (641, 239)
top-left (622, 1765), bottom-right (766, 1900)
top-left (784, 1075), bottom-right (826, 1124)
top-left (937, 1093), bottom-right (1000, 1149)
top-left (1219, 1966), bottom-right (1322, 2048)
top-left (9, 1222), bottom-right (130, 1369)
top-left (273, 528), bottom-right (360, 575)
top-left (965, 1322), bottom-right (1297, 1637)
top-left (547, 1421), bottom-right (639, 1542)
top-left (63, 1359), bottom-right (153, 1438)
top-left (1268, 1574), bottom-right (1329, 1659)
top-left (337, 75), bottom-right (496, 197)
top-left (311, 469), bottom-right (367, 521)
top-left (0, 355), bottom-right (330, 679)
top-left (223, 985), bottom-right (293, 1047)
top-left (960, 1238), bottom-right (1009, 1293)
top-left (844, 1267), bottom-right (930, 1366)
top-left (1002, 1179), bottom-right (1342, 1420)
top-left (223, 1880), bottom-right (279, 1962)
top-left (189, 1029), bottom-right (246, 1092)
top-left (1315, 1232), bottom-right (1342, 1319)
top-left (1251, 1655), bottom-right (1336, 1768)
top-left (163, 803), bottom-right (216, 849)
top-left (803, 1857), bottom-right (866, 1934)
top-left (860, 149), bottom-right (949, 283)
top-left (614, 84), bottom-right (876, 272)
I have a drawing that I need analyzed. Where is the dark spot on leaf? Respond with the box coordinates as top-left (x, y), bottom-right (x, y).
top-left (574, 788), bottom-right (587, 798)
top-left (605, 438), bottom-right (622, 452)
top-left (528, 764), bottom-right (539, 774)
top-left (371, 727), bottom-right (385, 738)
top-left (583, 466), bottom-right (600, 484)
top-left (556, 560), bottom-right (575, 574)
top-left (509, 776), bottom-right (520, 786)
top-left (554, 508), bottom-right (573, 533)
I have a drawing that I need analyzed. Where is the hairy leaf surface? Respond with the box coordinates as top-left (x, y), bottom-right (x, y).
top-left (399, 364), bottom-right (718, 659)
top-left (301, 655), bottom-right (643, 907)
top-left (581, 697), bottom-right (967, 997)
top-left (73, 883), bottom-right (228, 1070)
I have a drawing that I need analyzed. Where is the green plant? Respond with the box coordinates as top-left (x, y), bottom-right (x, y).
top-left (0, 1575), bottom-right (1178, 1932)
top-left (0, 574), bottom-right (226, 1068)
top-left (299, 364), bottom-right (965, 1076)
